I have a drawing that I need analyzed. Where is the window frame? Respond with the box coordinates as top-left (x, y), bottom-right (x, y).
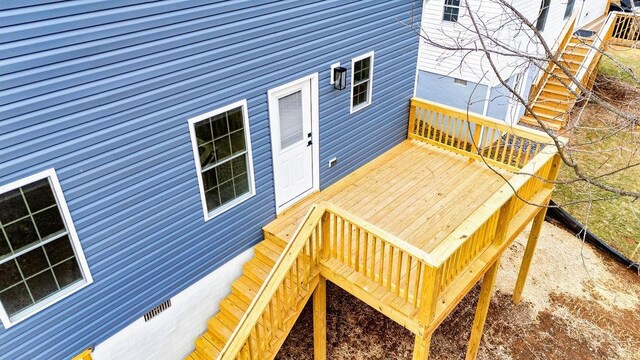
top-left (350, 51), bottom-right (375, 114)
top-left (536, 0), bottom-right (551, 32)
top-left (442, 0), bottom-right (461, 23)
top-left (0, 168), bottom-right (92, 329)
top-left (564, 0), bottom-right (575, 20)
top-left (187, 99), bottom-right (256, 222)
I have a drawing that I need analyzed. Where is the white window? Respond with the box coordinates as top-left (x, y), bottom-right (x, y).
top-left (350, 51), bottom-right (374, 113)
top-left (443, 0), bottom-right (461, 22)
top-left (0, 169), bottom-right (92, 328)
top-left (188, 100), bottom-right (256, 221)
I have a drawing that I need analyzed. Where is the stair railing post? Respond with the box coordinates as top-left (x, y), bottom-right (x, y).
top-left (320, 211), bottom-right (331, 262)
top-left (408, 101), bottom-right (417, 137)
top-left (412, 264), bottom-right (442, 360)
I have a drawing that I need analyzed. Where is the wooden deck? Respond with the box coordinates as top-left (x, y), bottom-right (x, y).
top-left (192, 98), bottom-right (561, 360)
top-left (264, 140), bottom-right (512, 253)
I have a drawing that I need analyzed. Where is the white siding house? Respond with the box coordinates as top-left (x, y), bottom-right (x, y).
top-left (415, 0), bottom-right (608, 124)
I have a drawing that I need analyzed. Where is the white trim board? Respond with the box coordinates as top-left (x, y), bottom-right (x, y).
top-left (0, 168), bottom-right (93, 329)
top-left (187, 99), bottom-right (257, 222)
top-left (267, 73), bottom-right (320, 214)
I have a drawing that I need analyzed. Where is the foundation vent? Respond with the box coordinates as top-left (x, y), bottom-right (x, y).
top-left (144, 299), bottom-right (172, 322)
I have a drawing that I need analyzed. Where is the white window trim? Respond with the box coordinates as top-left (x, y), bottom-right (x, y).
top-left (0, 168), bottom-right (93, 329)
top-left (442, 0), bottom-right (461, 23)
top-left (188, 99), bottom-right (256, 222)
top-left (350, 51), bottom-right (375, 114)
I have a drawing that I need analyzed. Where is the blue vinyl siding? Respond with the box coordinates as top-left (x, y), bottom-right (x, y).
top-left (415, 70), bottom-right (487, 114)
top-left (0, 0), bottom-right (421, 358)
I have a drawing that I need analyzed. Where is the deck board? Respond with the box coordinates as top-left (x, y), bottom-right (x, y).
top-left (263, 139), bottom-right (512, 254)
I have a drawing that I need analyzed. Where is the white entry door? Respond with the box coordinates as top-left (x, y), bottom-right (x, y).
top-left (268, 75), bottom-right (318, 212)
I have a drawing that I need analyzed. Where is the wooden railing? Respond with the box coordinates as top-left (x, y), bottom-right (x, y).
top-left (610, 12), bottom-right (640, 47)
top-left (408, 98), bottom-right (553, 172)
top-left (218, 98), bottom-right (561, 359)
top-left (321, 203), bottom-right (437, 311)
top-left (528, 13), bottom-right (578, 103)
top-left (408, 97), bottom-right (561, 323)
top-left (575, 11), bottom-right (618, 92)
top-left (218, 205), bottom-right (325, 359)
top-left (428, 147), bottom-right (558, 299)
top-left (218, 202), bottom-right (439, 359)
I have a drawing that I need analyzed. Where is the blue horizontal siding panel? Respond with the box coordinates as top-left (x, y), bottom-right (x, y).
top-left (0, 0), bottom-right (422, 358)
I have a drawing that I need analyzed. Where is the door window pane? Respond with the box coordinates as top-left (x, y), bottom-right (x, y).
top-left (278, 91), bottom-right (304, 149)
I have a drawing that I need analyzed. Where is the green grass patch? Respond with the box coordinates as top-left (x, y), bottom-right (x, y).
top-left (599, 46), bottom-right (640, 85)
top-left (554, 52), bottom-right (640, 262)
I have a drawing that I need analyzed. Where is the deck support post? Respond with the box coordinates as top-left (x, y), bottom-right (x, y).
top-left (412, 332), bottom-right (433, 360)
top-left (513, 206), bottom-right (548, 304)
top-left (313, 275), bottom-right (327, 360)
top-left (465, 258), bottom-right (500, 360)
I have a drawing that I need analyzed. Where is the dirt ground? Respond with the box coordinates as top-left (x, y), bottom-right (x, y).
top-left (276, 222), bottom-right (640, 360)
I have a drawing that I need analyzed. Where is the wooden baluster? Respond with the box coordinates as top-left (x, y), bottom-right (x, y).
top-left (310, 230), bottom-right (315, 265)
top-left (256, 317), bottom-right (265, 353)
top-left (354, 227), bottom-right (361, 272)
top-left (387, 245), bottom-right (394, 289)
top-left (331, 213), bottom-right (337, 258)
top-left (371, 236), bottom-right (378, 282)
top-left (339, 217), bottom-right (345, 263)
top-left (378, 241), bottom-right (385, 286)
top-left (363, 232), bottom-right (369, 277)
top-left (282, 266), bottom-right (289, 307)
top-left (461, 119), bottom-right (470, 150)
top-left (437, 115), bottom-right (446, 144)
top-left (395, 249), bottom-right (403, 296)
top-left (347, 222), bottom-right (353, 267)
top-left (507, 135), bottom-right (517, 166)
top-left (425, 111), bottom-right (435, 140)
top-left (419, 109), bottom-right (429, 138)
top-left (305, 242), bottom-right (311, 286)
top-left (499, 134), bottom-right (510, 164)
top-left (247, 331), bottom-right (256, 360)
top-left (471, 124), bottom-right (482, 153)
top-left (444, 115), bottom-right (454, 146)
top-left (404, 255), bottom-right (412, 301)
top-left (413, 262), bottom-right (423, 307)
top-left (515, 138), bottom-right (527, 168)
top-left (268, 300), bottom-right (276, 342)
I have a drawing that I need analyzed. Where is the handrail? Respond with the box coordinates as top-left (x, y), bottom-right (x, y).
top-left (529, 13), bottom-right (578, 103)
top-left (409, 97), bottom-right (554, 172)
top-left (574, 11), bottom-right (618, 89)
top-left (219, 201), bottom-right (440, 358)
top-left (218, 204), bottom-right (325, 359)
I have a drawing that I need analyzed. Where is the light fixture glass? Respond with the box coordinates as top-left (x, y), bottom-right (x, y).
top-left (333, 66), bottom-right (347, 90)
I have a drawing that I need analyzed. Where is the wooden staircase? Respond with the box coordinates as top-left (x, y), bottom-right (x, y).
top-left (180, 99), bottom-right (560, 360)
top-left (520, 36), bottom-right (593, 130)
top-left (188, 236), bottom-right (315, 360)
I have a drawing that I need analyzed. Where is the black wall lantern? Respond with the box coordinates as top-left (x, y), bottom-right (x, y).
top-left (333, 66), bottom-right (347, 90)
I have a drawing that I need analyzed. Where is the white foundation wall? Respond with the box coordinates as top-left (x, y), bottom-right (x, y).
top-left (91, 247), bottom-right (254, 360)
